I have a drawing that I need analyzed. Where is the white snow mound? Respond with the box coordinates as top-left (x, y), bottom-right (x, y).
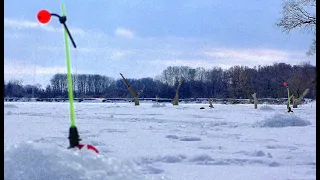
top-left (254, 113), bottom-right (311, 127)
top-left (4, 142), bottom-right (144, 180)
top-left (4, 104), bottom-right (18, 108)
top-left (259, 105), bottom-right (274, 111)
top-left (151, 103), bottom-right (166, 107)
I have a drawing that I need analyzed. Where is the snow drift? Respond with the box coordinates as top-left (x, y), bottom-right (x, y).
top-left (259, 105), bottom-right (275, 111)
top-left (254, 113), bottom-right (311, 128)
top-left (4, 142), bottom-right (144, 180)
top-left (151, 103), bottom-right (166, 107)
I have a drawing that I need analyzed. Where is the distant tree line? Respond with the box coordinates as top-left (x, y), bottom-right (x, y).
top-left (4, 62), bottom-right (316, 99)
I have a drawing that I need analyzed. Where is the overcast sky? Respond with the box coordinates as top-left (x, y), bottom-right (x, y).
top-left (4, 0), bottom-right (316, 87)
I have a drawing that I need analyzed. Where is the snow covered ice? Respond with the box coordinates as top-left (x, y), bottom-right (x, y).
top-left (4, 101), bottom-right (316, 180)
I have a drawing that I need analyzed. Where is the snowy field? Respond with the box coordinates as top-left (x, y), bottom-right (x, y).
top-left (4, 101), bottom-right (316, 180)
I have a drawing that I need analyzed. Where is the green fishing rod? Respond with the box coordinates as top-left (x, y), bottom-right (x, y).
top-left (283, 82), bottom-right (292, 112)
top-left (287, 86), bottom-right (290, 108)
top-left (61, 3), bottom-right (80, 148)
top-left (37, 3), bottom-right (80, 148)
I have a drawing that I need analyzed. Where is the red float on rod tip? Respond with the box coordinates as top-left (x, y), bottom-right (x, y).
top-left (283, 82), bottom-right (287, 87)
top-left (37, 9), bottom-right (51, 24)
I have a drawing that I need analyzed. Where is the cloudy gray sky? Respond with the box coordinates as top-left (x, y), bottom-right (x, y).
top-left (4, 0), bottom-right (316, 87)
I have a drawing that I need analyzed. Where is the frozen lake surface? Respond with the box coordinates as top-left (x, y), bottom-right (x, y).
top-left (4, 101), bottom-right (316, 180)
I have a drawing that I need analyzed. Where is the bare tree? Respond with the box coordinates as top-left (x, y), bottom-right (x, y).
top-left (6, 80), bottom-right (24, 97)
top-left (276, 0), bottom-right (316, 55)
top-left (287, 63), bottom-right (316, 107)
